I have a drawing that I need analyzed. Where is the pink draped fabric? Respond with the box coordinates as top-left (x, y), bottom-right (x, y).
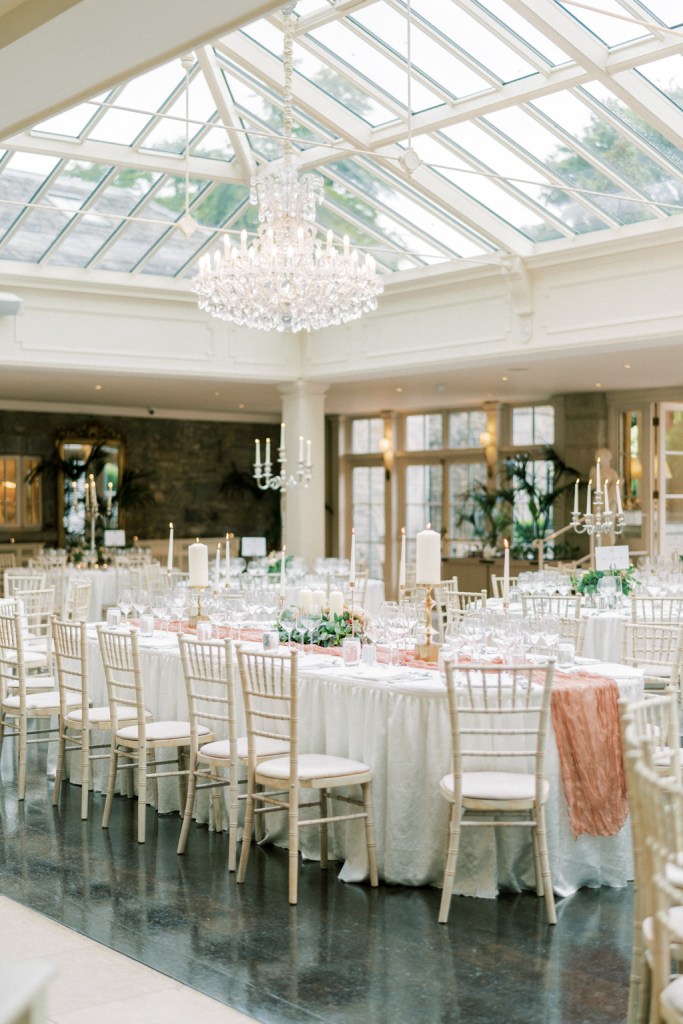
top-left (550, 670), bottom-right (627, 838)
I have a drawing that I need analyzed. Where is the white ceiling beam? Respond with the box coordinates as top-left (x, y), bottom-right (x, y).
top-left (196, 45), bottom-right (257, 179)
top-left (0, 0), bottom-right (282, 140)
top-left (3, 131), bottom-right (244, 182)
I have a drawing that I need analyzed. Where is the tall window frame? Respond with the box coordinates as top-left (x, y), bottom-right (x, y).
top-left (0, 455), bottom-right (42, 530)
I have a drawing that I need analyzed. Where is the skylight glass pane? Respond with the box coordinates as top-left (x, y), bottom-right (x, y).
top-left (141, 228), bottom-right (214, 277)
top-left (193, 183), bottom-right (249, 228)
top-left (351, 3), bottom-right (491, 100)
top-left (558, 0), bottom-right (648, 45)
top-left (141, 74), bottom-right (217, 154)
top-left (96, 219), bottom-right (171, 272)
top-left (530, 92), bottom-right (662, 223)
top-left (413, 0), bottom-right (536, 83)
top-left (640, 1), bottom-right (683, 26)
top-left (116, 62), bottom-right (186, 114)
top-left (482, 1), bottom-right (570, 65)
top-left (34, 102), bottom-right (97, 139)
top-left (309, 21), bottom-right (443, 113)
top-left (1, 206), bottom-right (71, 262)
top-left (89, 104), bottom-right (151, 146)
top-left (414, 135), bottom-right (567, 241)
top-left (191, 125), bottom-right (235, 162)
top-left (636, 56), bottom-right (683, 111)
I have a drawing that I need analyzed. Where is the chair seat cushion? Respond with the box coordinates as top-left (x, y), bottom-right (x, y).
top-left (199, 735), bottom-right (289, 763)
top-left (640, 662), bottom-right (674, 679)
top-left (257, 752), bottom-right (371, 783)
top-left (67, 705), bottom-right (148, 726)
top-left (1, 649), bottom-right (48, 667)
top-left (116, 720), bottom-right (211, 743)
top-left (6, 674), bottom-right (56, 690)
top-left (3, 690), bottom-right (80, 712)
top-left (440, 771), bottom-right (550, 806)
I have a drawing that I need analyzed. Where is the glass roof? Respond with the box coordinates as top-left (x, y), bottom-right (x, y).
top-left (1, 0), bottom-right (683, 282)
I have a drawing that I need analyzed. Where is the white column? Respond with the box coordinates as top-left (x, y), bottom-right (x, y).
top-left (279, 380), bottom-right (328, 565)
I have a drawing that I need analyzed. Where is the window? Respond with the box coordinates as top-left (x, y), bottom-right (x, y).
top-left (405, 464), bottom-right (442, 561)
top-left (511, 405), bottom-right (554, 447)
top-left (448, 410), bottom-right (487, 449)
top-left (351, 417), bottom-right (383, 454)
top-left (351, 466), bottom-right (385, 578)
top-left (449, 462), bottom-right (488, 555)
top-left (0, 456), bottom-right (42, 529)
top-left (405, 414), bottom-right (443, 451)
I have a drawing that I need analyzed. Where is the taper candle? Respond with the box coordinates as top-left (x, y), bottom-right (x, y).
top-left (349, 528), bottom-right (356, 585)
top-left (616, 480), bottom-right (623, 515)
top-left (225, 532), bottom-right (231, 583)
top-left (503, 538), bottom-right (510, 605)
top-left (167, 523), bottom-right (174, 571)
top-left (215, 542), bottom-right (221, 586)
top-left (586, 481), bottom-right (592, 516)
top-left (573, 478), bottom-right (579, 515)
top-left (399, 527), bottom-right (406, 589)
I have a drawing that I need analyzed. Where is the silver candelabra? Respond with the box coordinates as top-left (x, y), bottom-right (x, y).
top-left (253, 431), bottom-right (312, 493)
top-left (571, 486), bottom-right (624, 539)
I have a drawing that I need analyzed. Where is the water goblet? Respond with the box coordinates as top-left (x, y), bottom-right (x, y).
top-left (279, 604), bottom-right (299, 649)
top-left (117, 587), bottom-right (133, 624)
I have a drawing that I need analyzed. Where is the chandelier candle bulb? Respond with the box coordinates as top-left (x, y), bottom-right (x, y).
top-left (188, 541), bottom-right (209, 589)
top-left (586, 481), bottom-right (592, 516)
top-left (573, 479), bottom-right (579, 516)
top-left (596, 457), bottom-right (601, 493)
top-left (415, 525), bottom-right (441, 585)
top-left (265, 437), bottom-right (271, 468)
top-left (167, 523), bottom-right (174, 571)
top-left (255, 439), bottom-right (261, 471)
top-left (329, 590), bottom-right (344, 616)
top-left (604, 482), bottom-right (610, 513)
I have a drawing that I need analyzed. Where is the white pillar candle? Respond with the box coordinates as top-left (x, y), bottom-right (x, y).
top-left (215, 542), bottom-right (221, 586)
top-left (279, 546), bottom-right (286, 599)
top-left (225, 532), bottom-right (231, 583)
top-left (167, 523), bottom-right (174, 571)
top-left (349, 528), bottom-right (356, 585)
top-left (503, 538), bottom-right (510, 605)
top-left (329, 590), bottom-right (344, 616)
top-left (604, 482), bottom-right (610, 513)
top-left (596, 457), bottom-right (601, 493)
top-left (616, 480), bottom-right (623, 515)
top-left (299, 587), bottom-right (313, 610)
top-left (573, 478), bottom-right (579, 515)
top-left (399, 527), bottom-right (406, 589)
top-left (312, 588), bottom-right (326, 613)
top-left (188, 541), bottom-right (209, 588)
top-left (415, 525), bottom-right (441, 585)
top-left (586, 481), bottom-right (592, 516)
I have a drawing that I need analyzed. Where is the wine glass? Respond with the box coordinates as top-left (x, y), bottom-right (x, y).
top-left (279, 604), bottom-right (299, 649)
top-left (225, 596), bottom-right (248, 641)
top-left (207, 595), bottom-right (227, 639)
top-left (150, 588), bottom-right (165, 631)
top-left (541, 614), bottom-right (560, 657)
top-left (299, 608), bottom-right (321, 651)
top-left (132, 589), bottom-right (149, 621)
top-left (117, 587), bottom-right (132, 624)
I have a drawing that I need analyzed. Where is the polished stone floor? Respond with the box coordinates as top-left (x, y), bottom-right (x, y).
top-left (0, 743), bottom-right (633, 1024)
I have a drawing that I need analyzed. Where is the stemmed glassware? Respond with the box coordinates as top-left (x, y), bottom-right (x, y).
top-left (117, 587), bottom-right (133, 624)
top-left (299, 608), bottom-right (321, 651)
top-left (207, 595), bottom-right (227, 639)
top-left (132, 589), bottom-right (149, 621)
top-left (279, 605), bottom-right (299, 649)
top-left (225, 596), bottom-right (248, 641)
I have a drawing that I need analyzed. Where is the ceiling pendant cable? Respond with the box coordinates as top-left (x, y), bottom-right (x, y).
top-left (399, 0), bottom-right (421, 175)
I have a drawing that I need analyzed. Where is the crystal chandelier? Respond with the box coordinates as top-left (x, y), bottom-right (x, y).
top-left (192, 3), bottom-right (383, 333)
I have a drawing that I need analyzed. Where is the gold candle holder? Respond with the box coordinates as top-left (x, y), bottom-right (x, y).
top-left (415, 584), bottom-right (441, 662)
top-left (188, 585), bottom-right (208, 628)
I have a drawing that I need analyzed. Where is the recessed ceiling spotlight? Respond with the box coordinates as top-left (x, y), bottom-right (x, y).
top-left (624, 363), bottom-right (631, 369)
top-left (95, 384), bottom-right (103, 391)
top-left (595, 382), bottom-right (602, 388)
top-left (501, 376), bottom-right (509, 382)
top-left (214, 390), bottom-right (220, 397)
top-left (395, 386), bottom-right (403, 393)
top-left (238, 403), bottom-right (245, 409)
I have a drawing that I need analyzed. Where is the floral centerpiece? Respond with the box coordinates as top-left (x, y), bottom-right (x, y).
top-left (275, 606), bottom-right (368, 647)
top-left (572, 565), bottom-right (638, 597)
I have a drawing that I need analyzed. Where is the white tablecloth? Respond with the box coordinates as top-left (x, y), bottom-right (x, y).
top-left (81, 633), bottom-right (641, 899)
top-left (4, 567), bottom-right (118, 620)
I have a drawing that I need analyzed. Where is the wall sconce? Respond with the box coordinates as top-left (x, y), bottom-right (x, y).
top-left (378, 435), bottom-right (394, 479)
top-left (479, 430), bottom-right (497, 478)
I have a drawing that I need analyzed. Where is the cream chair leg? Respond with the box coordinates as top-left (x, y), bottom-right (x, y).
top-left (17, 715), bottom-right (27, 801)
top-left (438, 804), bottom-right (462, 924)
top-left (227, 776), bottom-right (239, 873)
top-left (177, 747), bottom-right (188, 811)
top-left (288, 792), bottom-right (299, 906)
top-left (137, 748), bottom-right (148, 844)
top-left (211, 784), bottom-right (223, 835)
top-left (535, 804), bottom-right (556, 925)
top-left (80, 729), bottom-right (90, 820)
top-left (102, 742), bottom-right (118, 829)
top-left (177, 758), bottom-right (197, 855)
top-left (531, 824), bottom-right (544, 897)
top-left (319, 788), bottom-right (328, 869)
top-left (237, 783), bottom-right (255, 883)
top-left (254, 783), bottom-right (264, 843)
top-left (52, 725), bottom-right (66, 808)
top-left (362, 782), bottom-right (378, 887)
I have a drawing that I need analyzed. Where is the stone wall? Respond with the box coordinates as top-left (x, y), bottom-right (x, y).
top-left (0, 410), bottom-right (280, 550)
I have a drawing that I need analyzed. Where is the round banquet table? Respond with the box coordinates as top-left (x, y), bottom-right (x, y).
top-left (4, 566), bottom-right (118, 621)
top-left (79, 631), bottom-right (641, 900)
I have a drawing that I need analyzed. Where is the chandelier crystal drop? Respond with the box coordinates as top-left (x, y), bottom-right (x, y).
top-left (191, 4), bottom-right (383, 333)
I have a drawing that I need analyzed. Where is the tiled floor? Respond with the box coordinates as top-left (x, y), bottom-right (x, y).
top-left (0, 740), bottom-right (634, 1024)
top-left (0, 895), bottom-right (256, 1024)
